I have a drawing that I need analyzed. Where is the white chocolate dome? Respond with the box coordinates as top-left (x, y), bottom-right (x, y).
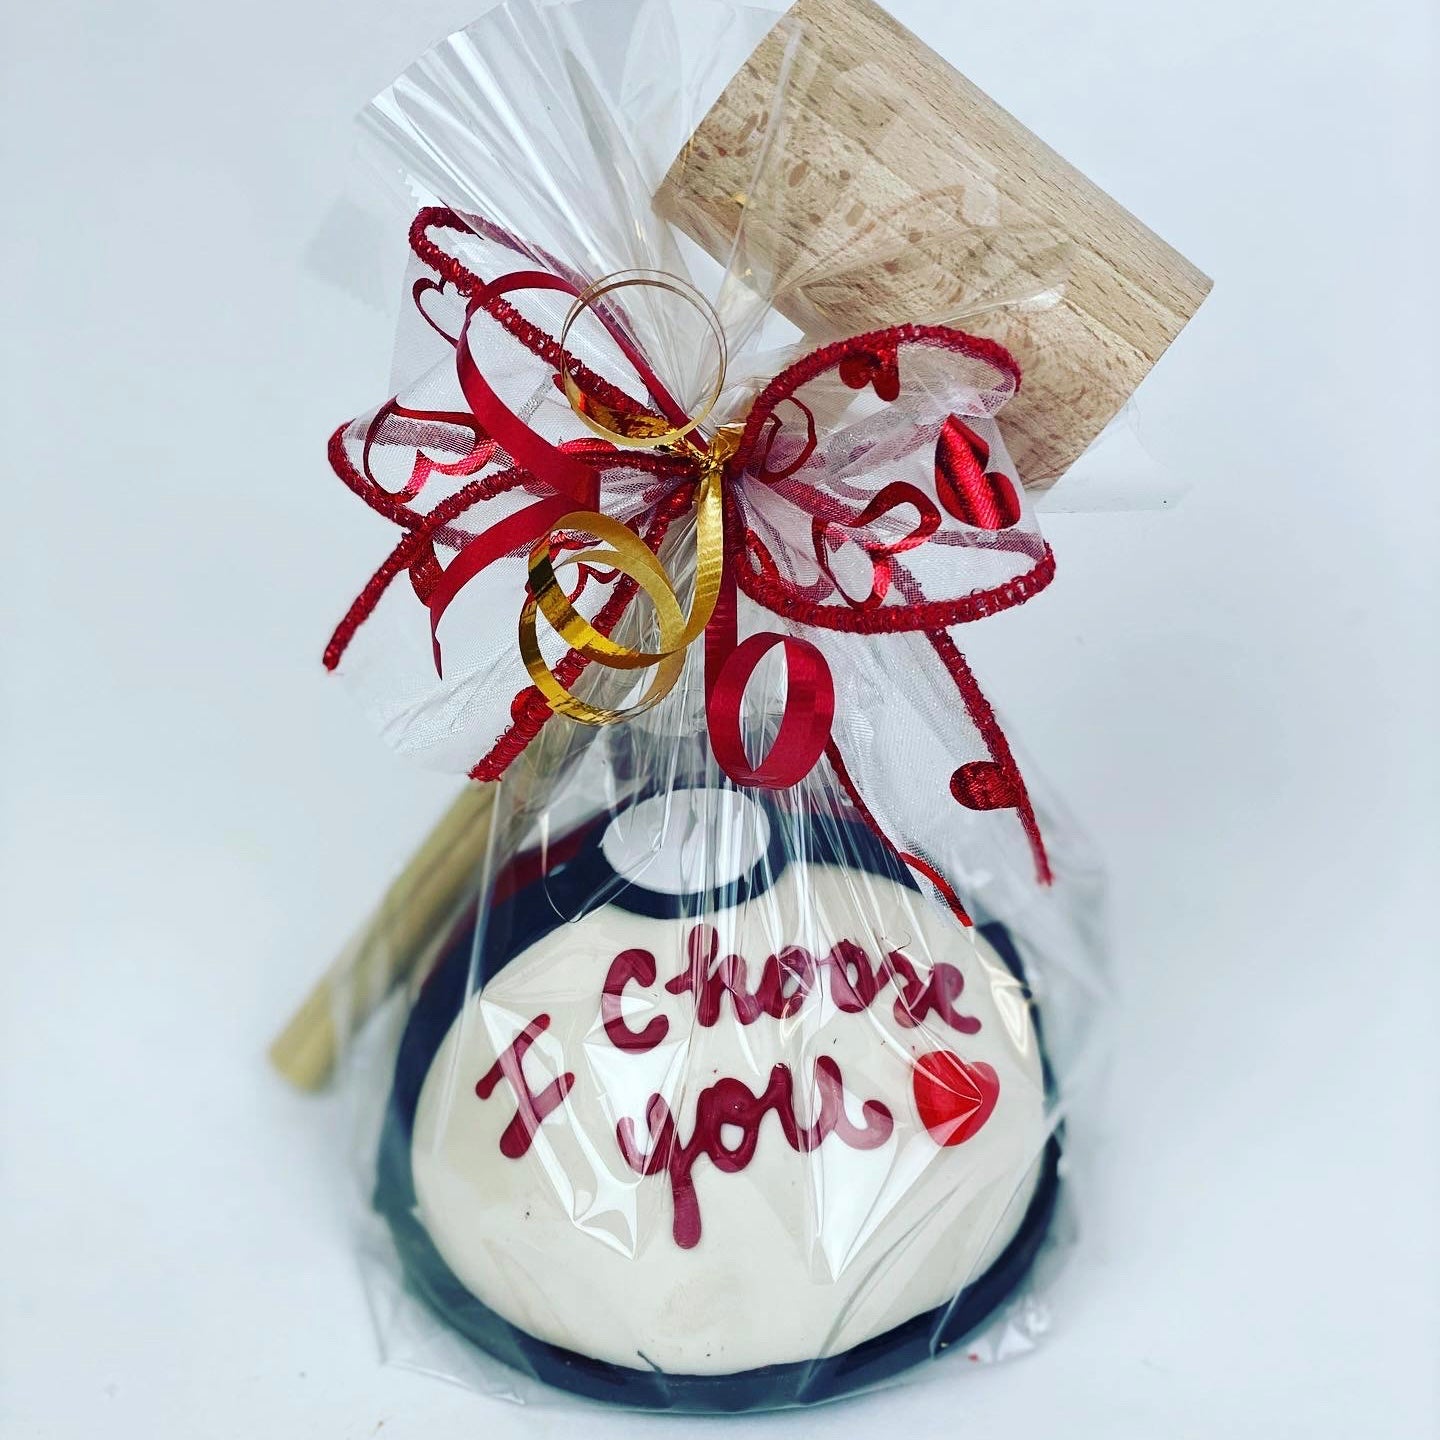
top-left (410, 856), bottom-right (1049, 1376)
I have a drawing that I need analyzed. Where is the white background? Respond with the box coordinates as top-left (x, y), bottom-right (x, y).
top-left (2, 0), bottom-right (1437, 1436)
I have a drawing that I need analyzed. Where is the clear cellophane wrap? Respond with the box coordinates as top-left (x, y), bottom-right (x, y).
top-left (327, 0), bottom-right (1111, 1413)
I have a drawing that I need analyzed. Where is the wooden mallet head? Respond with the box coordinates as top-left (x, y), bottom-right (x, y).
top-left (657, 0), bottom-right (1211, 489)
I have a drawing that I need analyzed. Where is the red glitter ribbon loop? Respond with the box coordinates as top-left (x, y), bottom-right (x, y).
top-left (427, 266), bottom-right (835, 791)
top-left (328, 209), bottom-right (1061, 893)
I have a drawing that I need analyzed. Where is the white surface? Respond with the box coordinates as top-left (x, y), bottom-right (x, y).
top-left (410, 865), bottom-right (1044, 1372)
top-left (1, 1), bottom-right (1436, 1437)
top-left (601, 788), bottom-right (771, 892)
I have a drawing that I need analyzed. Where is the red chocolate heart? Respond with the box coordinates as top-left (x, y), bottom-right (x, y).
top-left (912, 1049), bottom-right (1000, 1146)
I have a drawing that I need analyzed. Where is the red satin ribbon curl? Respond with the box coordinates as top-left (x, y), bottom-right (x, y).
top-left (429, 268), bottom-right (836, 790)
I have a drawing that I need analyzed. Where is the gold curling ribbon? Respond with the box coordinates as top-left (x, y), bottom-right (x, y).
top-left (518, 271), bottom-right (738, 726)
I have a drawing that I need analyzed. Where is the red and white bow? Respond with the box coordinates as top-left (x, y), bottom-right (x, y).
top-left (327, 210), bottom-right (1057, 922)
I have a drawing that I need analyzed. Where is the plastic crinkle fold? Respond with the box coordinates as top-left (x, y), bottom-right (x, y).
top-left (321, 0), bottom-right (1123, 1414)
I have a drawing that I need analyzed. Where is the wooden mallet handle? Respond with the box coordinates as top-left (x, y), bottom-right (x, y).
top-left (268, 783), bottom-right (496, 1090)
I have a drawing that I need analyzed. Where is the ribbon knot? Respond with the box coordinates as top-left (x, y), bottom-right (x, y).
top-left (518, 423), bottom-right (736, 728)
top-left (441, 268), bottom-right (839, 789)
